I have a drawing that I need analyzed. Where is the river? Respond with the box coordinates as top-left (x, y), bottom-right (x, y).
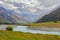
top-left (0, 25), bottom-right (60, 35)
top-left (13, 26), bottom-right (60, 35)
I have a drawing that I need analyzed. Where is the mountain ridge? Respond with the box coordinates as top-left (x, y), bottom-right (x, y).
top-left (37, 6), bottom-right (60, 23)
top-left (0, 7), bottom-right (28, 23)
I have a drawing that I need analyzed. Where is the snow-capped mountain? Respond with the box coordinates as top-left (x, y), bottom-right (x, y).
top-left (0, 6), bottom-right (28, 23)
top-left (0, 0), bottom-right (60, 23)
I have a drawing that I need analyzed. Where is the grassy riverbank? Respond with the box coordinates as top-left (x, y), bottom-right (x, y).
top-left (28, 21), bottom-right (60, 28)
top-left (0, 30), bottom-right (60, 40)
top-left (0, 21), bottom-right (60, 28)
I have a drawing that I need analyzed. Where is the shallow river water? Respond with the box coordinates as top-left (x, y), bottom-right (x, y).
top-left (0, 25), bottom-right (60, 35)
top-left (13, 26), bottom-right (60, 35)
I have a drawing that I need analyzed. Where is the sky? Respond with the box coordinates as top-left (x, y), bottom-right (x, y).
top-left (0, 0), bottom-right (60, 22)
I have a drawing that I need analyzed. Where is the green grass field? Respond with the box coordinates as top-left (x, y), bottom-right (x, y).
top-left (28, 21), bottom-right (60, 28)
top-left (0, 30), bottom-right (60, 40)
top-left (0, 22), bottom-right (60, 40)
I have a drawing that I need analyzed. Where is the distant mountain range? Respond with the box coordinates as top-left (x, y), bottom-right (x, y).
top-left (0, 6), bottom-right (60, 23)
top-left (37, 7), bottom-right (60, 23)
top-left (0, 0), bottom-right (60, 23)
top-left (0, 7), bottom-right (28, 23)
top-left (0, 0), bottom-right (59, 23)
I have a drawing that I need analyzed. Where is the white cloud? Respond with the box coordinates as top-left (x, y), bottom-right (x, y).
top-left (0, 0), bottom-right (19, 10)
top-left (0, 1), bottom-right (4, 4)
top-left (0, 0), bottom-right (60, 22)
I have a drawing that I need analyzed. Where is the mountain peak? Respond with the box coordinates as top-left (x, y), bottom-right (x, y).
top-left (0, 0), bottom-right (60, 23)
top-left (0, 7), bottom-right (28, 23)
top-left (37, 6), bottom-right (60, 23)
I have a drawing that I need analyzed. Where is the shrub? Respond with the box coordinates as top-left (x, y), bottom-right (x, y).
top-left (53, 19), bottom-right (57, 23)
top-left (6, 26), bottom-right (13, 31)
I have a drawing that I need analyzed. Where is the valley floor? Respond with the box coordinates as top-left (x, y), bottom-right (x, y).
top-left (0, 30), bottom-right (60, 40)
top-left (28, 22), bottom-right (60, 28)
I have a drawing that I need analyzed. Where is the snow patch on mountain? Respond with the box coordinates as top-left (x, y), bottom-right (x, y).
top-left (0, 0), bottom-right (60, 22)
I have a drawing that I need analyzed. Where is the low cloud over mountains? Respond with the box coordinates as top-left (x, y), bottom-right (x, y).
top-left (0, 0), bottom-right (60, 23)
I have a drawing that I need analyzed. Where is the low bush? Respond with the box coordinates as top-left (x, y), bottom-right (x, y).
top-left (6, 26), bottom-right (13, 31)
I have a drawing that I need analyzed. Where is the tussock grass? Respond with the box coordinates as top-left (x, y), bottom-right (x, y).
top-left (28, 22), bottom-right (60, 28)
top-left (0, 30), bottom-right (60, 40)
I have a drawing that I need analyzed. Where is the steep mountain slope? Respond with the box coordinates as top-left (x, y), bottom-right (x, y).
top-left (0, 0), bottom-right (58, 22)
top-left (37, 7), bottom-right (60, 23)
top-left (0, 7), bottom-right (28, 23)
top-left (0, 0), bottom-right (60, 22)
